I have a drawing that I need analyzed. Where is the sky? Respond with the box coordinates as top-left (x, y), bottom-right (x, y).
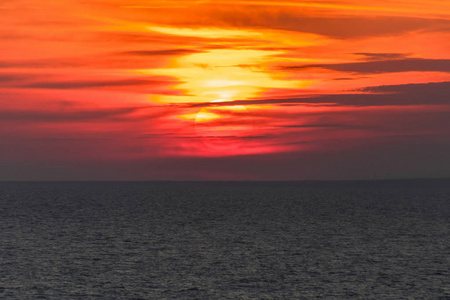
top-left (1, 0), bottom-right (450, 180)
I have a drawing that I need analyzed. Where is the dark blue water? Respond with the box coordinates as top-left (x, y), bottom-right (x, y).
top-left (0, 181), bottom-right (449, 299)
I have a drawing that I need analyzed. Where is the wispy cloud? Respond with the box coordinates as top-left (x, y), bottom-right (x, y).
top-left (0, 107), bottom-right (146, 122)
top-left (354, 52), bottom-right (410, 61)
top-left (118, 49), bottom-right (201, 56)
top-left (188, 82), bottom-right (450, 107)
top-left (283, 58), bottom-right (450, 74)
top-left (18, 78), bottom-right (172, 90)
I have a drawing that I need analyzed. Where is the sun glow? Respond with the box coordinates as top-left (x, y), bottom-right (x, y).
top-left (194, 111), bottom-right (224, 122)
top-left (194, 103), bottom-right (253, 152)
top-left (134, 25), bottom-right (317, 155)
top-left (138, 48), bottom-right (310, 104)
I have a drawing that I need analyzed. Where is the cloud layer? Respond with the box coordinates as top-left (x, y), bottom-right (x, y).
top-left (1, 0), bottom-right (449, 180)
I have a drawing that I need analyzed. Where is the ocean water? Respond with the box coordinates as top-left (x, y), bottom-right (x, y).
top-left (0, 181), bottom-right (449, 299)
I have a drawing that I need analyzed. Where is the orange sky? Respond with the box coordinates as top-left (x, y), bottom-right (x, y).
top-left (1, 0), bottom-right (450, 180)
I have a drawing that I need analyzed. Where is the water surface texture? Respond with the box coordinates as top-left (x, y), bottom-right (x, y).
top-left (1, 181), bottom-right (449, 299)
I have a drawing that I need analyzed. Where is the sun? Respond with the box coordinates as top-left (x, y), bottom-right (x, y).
top-left (195, 100), bottom-right (253, 152)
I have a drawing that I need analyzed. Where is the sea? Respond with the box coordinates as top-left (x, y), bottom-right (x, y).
top-left (0, 180), bottom-right (449, 299)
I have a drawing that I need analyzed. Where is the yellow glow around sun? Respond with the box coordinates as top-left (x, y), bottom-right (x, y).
top-left (138, 48), bottom-right (310, 104)
top-left (177, 111), bottom-right (224, 122)
top-left (178, 102), bottom-right (247, 123)
top-left (194, 111), bottom-right (224, 122)
top-left (134, 24), bottom-right (326, 107)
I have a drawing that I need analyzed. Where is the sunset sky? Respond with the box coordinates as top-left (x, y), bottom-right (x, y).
top-left (1, 0), bottom-right (450, 180)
